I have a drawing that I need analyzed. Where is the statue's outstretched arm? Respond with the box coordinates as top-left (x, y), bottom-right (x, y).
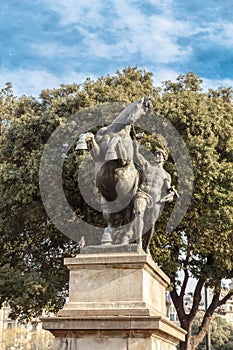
top-left (133, 140), bottom-right (149, 168)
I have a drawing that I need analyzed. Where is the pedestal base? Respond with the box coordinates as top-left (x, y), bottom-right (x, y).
top-left (43, 315), bottom-right (186, 350)
top-left (42, 245), bottom-right (186, 349)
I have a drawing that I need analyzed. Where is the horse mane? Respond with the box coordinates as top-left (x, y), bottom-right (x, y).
top-left (106, 100), bottom-right (141, 133)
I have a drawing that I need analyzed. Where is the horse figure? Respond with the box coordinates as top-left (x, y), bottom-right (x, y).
top-left (76, 97), bottom-right (152, 245)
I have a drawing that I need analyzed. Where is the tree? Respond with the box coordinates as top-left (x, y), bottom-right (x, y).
top-left (0, 68), bottom-right (232, 350)
top-left (2, 328), bottom-right (15, 350)
top-left (30, 328), bottom-right (54, 350)
top-left (192, 313), bottom-right (233, 350)
top-left (151, 72), bottom-right (233, 349)
top-left (222, 341), bottom-right (233, 350)
top-left (2, 326), bottom-right (29, 350)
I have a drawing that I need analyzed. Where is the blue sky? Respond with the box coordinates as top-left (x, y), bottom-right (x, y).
top-left (1, 0), bottom-right (233, 97)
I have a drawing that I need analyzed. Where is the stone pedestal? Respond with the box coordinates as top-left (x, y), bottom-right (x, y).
top-left (42, 245), bottom-right (186, 349)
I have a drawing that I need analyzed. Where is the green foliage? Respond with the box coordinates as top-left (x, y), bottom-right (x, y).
top-left (152, 73), bottom-right (233, 285)
top-left (222, 341), bottom-right (233, 350)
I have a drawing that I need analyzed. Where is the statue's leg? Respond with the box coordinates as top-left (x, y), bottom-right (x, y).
top-left (143, 204), bottom-right (161, 254)
top-left (103, 210), bottom-right (114, 227)
top-left (133, 197), bottom-right (147, 248)
top-left (101, 210), bottom-right (114, 245)
top-left (105, 136), bottom-right (129, 165)
top-left (121, 203), bottom-right (134, 245)
top-left (116, 140), bottom-right (128, 165)
top-left (143, 226), bottom-right (154, 255)
top-left (105, 136), bottom-right (121, 161)
top-left (100, 197), bottom-right (114, 245)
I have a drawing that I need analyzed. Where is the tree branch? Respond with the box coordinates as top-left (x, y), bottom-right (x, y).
top-left (180, 255), bottom-right (190, 300)
top-left (170, 274), bottom-right (187, 328)
top-left (188, 278), bottom-right (205, 324)
top-left (218, 290), bottom-right (233, 307)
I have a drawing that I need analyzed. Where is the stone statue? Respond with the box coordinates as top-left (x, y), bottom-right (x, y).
top-left (76, 97), bottom-right (152, 245)
top-left (132, 141), bottom-right (178, 254)
top-left (76, 97), bottom-right (177, 253)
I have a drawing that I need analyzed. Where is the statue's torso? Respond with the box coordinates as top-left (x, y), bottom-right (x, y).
top-left (141, 163), bottom-right (169, 202)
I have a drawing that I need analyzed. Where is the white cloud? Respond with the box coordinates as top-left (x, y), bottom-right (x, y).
top-left (202, 77), bottom-right (233, 91)
top-left (0, 68), bottom-right (96, 97)
top-left (140, 65), bottom-right (233, 91)
top-left (150, 67), bottom-right (181, 85)
top-left (206, 22), bottom-right (233, 48)
top-left (40, 0), bottom-right (193, 64)
top-left (220, 23), bottom-right (233, 46)
top-left (30, 43), bottom-right (70, 58)
top-left (109, 0), bottom-right (193, 62)
top-left (42, 0), bottom-right (104, 27)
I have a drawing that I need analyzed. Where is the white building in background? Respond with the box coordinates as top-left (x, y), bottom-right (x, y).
top-left (0, 303), bottom-right (53, 350)
top-left (167, 279), bottom-right (233, 326)
top-left (216, 280), bottom-right (233, 324)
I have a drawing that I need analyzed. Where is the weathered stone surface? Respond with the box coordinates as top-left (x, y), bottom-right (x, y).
top-left (80, 243), bottom-right (142, 255)
top-left (42, 250), bottom-right (186, 349)
top-left (42, 315), bottom-right (186, 341)
top-left (59, 251), bottom-right (169, 317)
top-left (54, 337), bottom-right (127, 350)
top-left (43, 315), bottom-right (186, 349)
top-left (53, 337), bottom-right (175, 350)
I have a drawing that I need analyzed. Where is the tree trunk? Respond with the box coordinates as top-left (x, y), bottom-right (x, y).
top-left (179, 318), bottom-right (212, 350)
top-left (179, 333), bottom-right (203, 350)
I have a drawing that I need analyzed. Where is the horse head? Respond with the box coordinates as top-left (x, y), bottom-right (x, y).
top-left (126, 95), bottom-right (152, 124)
top-left (107, 95), bottom-right (152, 132)
top-left (142, 95), bottom-right (153, 110)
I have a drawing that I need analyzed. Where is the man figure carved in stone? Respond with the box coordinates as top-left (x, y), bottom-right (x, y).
top-left (132, 140), bottom-right (178, 254)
